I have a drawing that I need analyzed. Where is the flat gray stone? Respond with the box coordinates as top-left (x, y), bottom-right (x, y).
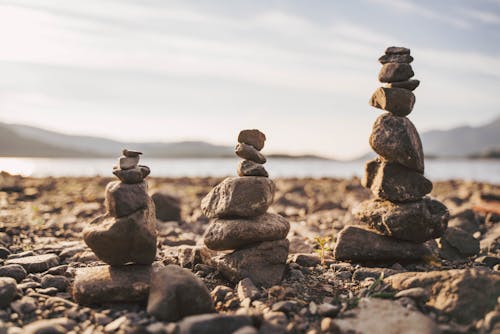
top-left (204, 213), bottom-right (290, 250)
top-left (5, 254), bottom-right (60, 273)
top-left (118, 156), bottom-right (139, 170)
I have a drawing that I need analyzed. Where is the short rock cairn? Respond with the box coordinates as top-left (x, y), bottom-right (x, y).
top-left (334, 46), bottom-right (450, 262)
top-left (201, 130), bottom-right (290, 287)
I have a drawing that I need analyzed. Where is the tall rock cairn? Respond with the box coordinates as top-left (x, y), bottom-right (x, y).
top-left (83, 149), bottom-right (157, 265)
top-left (334, 46), bottom-right (449, 262)
top-left (201, 130), bottom-right (290, 287)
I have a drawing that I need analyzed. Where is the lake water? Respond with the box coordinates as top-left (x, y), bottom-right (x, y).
top-left (0, 158), bottom-right (499, 184)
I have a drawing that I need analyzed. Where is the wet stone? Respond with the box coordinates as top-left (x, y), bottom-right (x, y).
top-left (5, 254), bottom-right (60, 273)
top-left (369, 87), bottom-right (415, 117)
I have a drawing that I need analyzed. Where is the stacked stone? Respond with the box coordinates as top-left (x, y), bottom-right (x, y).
top-left (334, 47), bottom-right (450, 262)
top-left (201, 129), bottom-right (290, 287)
top-left (82, 149), bottom-right (157, 266)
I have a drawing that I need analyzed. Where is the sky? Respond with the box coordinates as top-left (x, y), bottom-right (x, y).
top-left (0, 0), bottom-right (499, 159)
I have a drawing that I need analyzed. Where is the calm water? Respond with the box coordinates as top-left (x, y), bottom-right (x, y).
top-left (0, 158), bottom-right (499, 184)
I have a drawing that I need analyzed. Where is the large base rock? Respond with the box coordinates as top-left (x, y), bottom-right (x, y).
top-left (362, 158), bottom-right (432, 202)
top-left (204, 213), bottom-right (290, 250)
top-left (214, 239), bottom-right (289, 287)
top-left (370, 113), bottom-right (424, 173)
top-left (72, 265), bottom-right (152, 305)
top-left (147, 265), bottom-right (214, 321)
top-left (334, 298), bottom-right (439, 334)
top-left (334, 226), bottom-right (430, 262)
top-left (83, 200), bottom-right (157, 266)
top-left (386, 268), bottom-right (500, 324)
top-left (201, 177), bottom-right (275, 219)
top-left (354, 197), bottom-right (448, 242)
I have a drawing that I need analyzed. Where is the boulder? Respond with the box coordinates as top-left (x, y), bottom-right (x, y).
top-left (201, 177), bottom-right (275, 219)
top-left (147, 265), bottom-right (214, 321)
top-left (369, 87), bottom-right (415, 117)
top-left (370, 113), bottom-right (424, 173)
top-left (204, 213), bottom-right (290, 250)
top-left (354, 198), bottom-right (448, 242)
top-left (333, 226), bottom-right (430, 262)
top-left (214, 239), bottom-right (289, 287)
top-left (105, 181), bottom-right (149, 218)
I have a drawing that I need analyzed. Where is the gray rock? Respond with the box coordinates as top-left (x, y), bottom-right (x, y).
top-left (354, 198), bottom-right (448, 242)
top-left (386, 268), bottom-right (500, 324)
top-left (440, 227), bottom-right (480, 257)
top-left (105, 181), bottom-right (150, 218)
top-left (5, 254), bottom-right (60, 273)
top-left (204, 213), bottom-right (289, 250)
top-left (394, 287), bottom-right (429, 302)
top-left (201, 177), bottom-right (275, 219)
top-left (237, 160), bottom-right (268, 177)
top-left (379, 63), bottom-right (414, 83)
top-left (0, 277), bottom-right (17, 308)
top-left (40, 274), bottom-right (69, 291)
top-left (364, 159), bottom-right (432, 202)
top-left (118, 155), bottom-right (139, 170)
top-left (369, 87), bottom-right (415, 117)
top-left (378, 53), bottom-right (413, 64)
top-left (0, 247), bottom-right (10, 259)
top-left (370, 113), bottom-right (424, 173)
top-left (0, 264), bottom-right (27, 282)
top-left (385, 79), bottom-right (420, 91)
top-left (334, 298), bottom-right (439, 334)
top-left (385, 46), bottom-right (410, 55)
top-left (113, 165), bottom-right (150, 184)
top-left (238, 129), bottom-right (266, 151)
top-left (151, 191), bottom-right (181, 221)
top-left (210, 285), bottom-right (233, 304)
top-left (72, 265), bottom-right (152, 305)
top-left (334, 226), bottom-right (430, 262)
top-left (235, 143), bottom-right (266, 164)
top-left (177, 245), bottom-right (216, 269)
top-left (10, 295), bottom-right (37, 314)
top-left (147, 265), bottom-right (214, 321)
top-left (22, 318), bottom-right (76, 334)
top-left (83, 200), bottom-right (157, 266)
top-left (122, 149), bottom-right (142, 157)
top-left (176, 314), bottom-right (253, 334)
top-left (317, 303), bottom-right (340, 317)
top-left (214, 239), bottom-right (289, 287)
top-left (352, 267), bottom-right (400, 281)
top-left (291, 253), bottom-right (321, 267)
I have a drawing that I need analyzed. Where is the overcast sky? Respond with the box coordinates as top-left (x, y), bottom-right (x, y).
top-left (0, 0), bottom-right (499, 159)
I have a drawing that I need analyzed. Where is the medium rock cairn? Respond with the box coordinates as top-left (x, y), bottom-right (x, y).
top-left (83, 149), bottom-right (157, 265)
top-left (334, 47), bottom-right (449, 262)
top-left (201, 130), bottom-right (290, 287)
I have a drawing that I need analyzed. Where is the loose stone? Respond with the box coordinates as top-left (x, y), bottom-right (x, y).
top-left (0, 277), bottom-right (17, 308)
top-left (0, 264), bottom-right (27, 282)
top-left (176, 314), bottom-right (253, 334)
top-left (151, 191), bottom-right (181, 221)
top-left (5, 254), bottom-right (60, 273)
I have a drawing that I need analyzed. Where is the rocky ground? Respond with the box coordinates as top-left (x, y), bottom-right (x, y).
top-left (0, 172), bottom-right (499, 334)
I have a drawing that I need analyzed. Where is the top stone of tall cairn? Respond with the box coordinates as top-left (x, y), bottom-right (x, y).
top-left (238, 129), bottom-right (266, 151)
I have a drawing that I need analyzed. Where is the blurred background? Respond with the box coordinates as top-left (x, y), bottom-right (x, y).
top-left (0, 0), bottom-right (499, 182)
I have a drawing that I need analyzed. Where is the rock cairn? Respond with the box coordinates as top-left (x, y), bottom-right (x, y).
top-left (82, 149), bottom-right (157, 265)
top-left (201, 129), bottom-right (290, 287)
top-left (334, 46), bottom-right (450, 262)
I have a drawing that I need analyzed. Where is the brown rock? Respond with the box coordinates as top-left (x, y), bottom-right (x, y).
top-left (370, 113), bottom-right (424, 173)
top-left (385, 268), bottom-right (500, 324)
top-left (385, 46), bottom-right (410, 55)
top-left (214, 239), bottom-right (289, 287)
top-left (122, 149), bottom-right (142, 157)
top-left (354, 198), bottom-right (448, 242)
top-left (235, 143), bottom-right (266, 164)
top-left (333, 226), bottom-right (430, 262)
top-left (378, 63), bottom-right (414, 83)
top-left (105, 181), bottom-right (149, 218)
top-left (385, 79), bottom-right (420, 91)
top-left (204, 213), bottom-right (290, 250)
top-left (369, 87), bottom-right (415, 117)
top-left (378, 53), bottom-right (414, 64)
top-left (147, 265), bottom-right (214, 321)
top-left (83, 200), bottom-right (157, 266)
top-left (5, 254), bottom-right (60, 273)
top-left (119, 156), bottom-right (139, 170)
top-left (238, 129), bottom-right (266, 151)
top-left (201, 177), bottom-right (275, 219)
top-left (72, 265), bottom-right (152, 305)
top-left (361, 158), bottom-right (379, 189)
top-left (176, 314), bottom-right (253, 334)
top-left (237, 160), bottom-right (268, 177)
top-left (440, 227), bottom-right (480, 258)
top-left (367, 159), bottom-right (432, 202)
top-left (113, 165), bottom-right (150, 184)
top-left (151, 191), bottom-right (181, 221)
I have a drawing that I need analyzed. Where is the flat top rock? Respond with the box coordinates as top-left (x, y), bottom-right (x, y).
top-left (385, 46), bottom-right (410, 55)
top-left (5, 254), bottom-right (60, 273)
top-left (122, 149), bottom-right (143, 157)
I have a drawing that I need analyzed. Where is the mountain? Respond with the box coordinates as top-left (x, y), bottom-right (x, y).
top-left (0, 122), bottom-right (233, 158)
top-left (421, 116), bottom-right (500, 158)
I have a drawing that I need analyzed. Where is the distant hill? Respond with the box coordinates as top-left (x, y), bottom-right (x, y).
top-left (1, 122), bottom-right (233, 158)
top-left (421, 116), bottom-right (500, 158)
